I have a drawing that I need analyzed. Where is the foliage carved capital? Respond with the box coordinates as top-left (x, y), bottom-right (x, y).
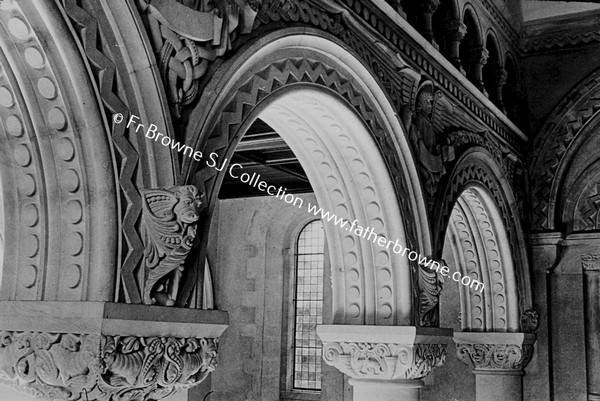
top-left (0, 331), bottom-right (218, 401)
top-left (454, 332), bottom-right (536, 372)
top-left (456, 342), bottom-right (533, 371)
top-left (321, 341), bottom-right (446, 380)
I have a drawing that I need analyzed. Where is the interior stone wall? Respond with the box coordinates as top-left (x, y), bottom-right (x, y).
top-left (207, 193), bottom-right (345, 401)
top-left (522, 42), bottom-right (600, 134)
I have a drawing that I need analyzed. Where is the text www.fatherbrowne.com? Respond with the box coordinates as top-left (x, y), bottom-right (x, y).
top-left (115, 113), bottom-right (485, 293)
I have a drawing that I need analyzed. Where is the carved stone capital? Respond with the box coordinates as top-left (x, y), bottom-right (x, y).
top-left (446, 20), bottom-right (467, 41)
top-left (420, 0), bottom-right (440, 14)
top-left (494, 66), bottom-right (508, 87)
top-left (0, 331), bottom-right (218, 401)
top-left (582, 253), bottom-right (600, 271)
top-left (0, 301), bottom-right (228, 401)
top-left (322, 341), bottom-right (446, 380)
top-left (470, 46), bottom-right (489, 65)
top-left (454, 332), bottom-right (535, 373)
top-left (317, 326), bottom-right (452, 381)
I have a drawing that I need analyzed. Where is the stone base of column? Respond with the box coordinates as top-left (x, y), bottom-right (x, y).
top-left (350, 378), bottom-right (424, 401)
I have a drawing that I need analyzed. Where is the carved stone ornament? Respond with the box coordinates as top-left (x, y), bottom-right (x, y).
top-left (322, 342), bottom-right (446, 380)
top-left (520, 309), bottom-right (540, 333)
top-left (140, 186), bottom-right (204, 306)
top-left (406, 81), bottom-right (457, 200)
top-left (0, 331), bottom-right (217, 401)
top-left (417, 259), bottom-right (444, 327)
top-left (137, 0), bottom-right (260, 117)
top-left (582, 254), bottom-right (600, 271)
top-left (456, 342), bottom-right (533, 371)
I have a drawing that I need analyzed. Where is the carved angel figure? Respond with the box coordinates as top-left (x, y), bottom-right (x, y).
top-left (407, 81), bottom-right (460, 200)
top-left (140, 185), bottom-right (203, 306)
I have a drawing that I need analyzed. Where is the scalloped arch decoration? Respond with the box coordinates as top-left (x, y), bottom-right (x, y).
top-left (185, 31), bottom-right (431, 324)
top-left (436, 148), bottom-right (532, 317)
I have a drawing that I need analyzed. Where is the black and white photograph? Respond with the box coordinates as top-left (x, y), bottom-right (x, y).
top-left (0, 0), bottom-right (598, 400)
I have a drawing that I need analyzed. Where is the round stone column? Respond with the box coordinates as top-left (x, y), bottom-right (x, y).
top-left (317, 325), bottom-right (452, 401)
top-left (454, 332), bottom-right (536, 401)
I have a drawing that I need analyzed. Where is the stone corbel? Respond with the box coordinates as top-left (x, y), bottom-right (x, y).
top-left (140, 185), bottom-right (205, 306)
top-left (0, 301), bottom-right (228, 401)
top-left (317, 325), bottom-right (452, 401)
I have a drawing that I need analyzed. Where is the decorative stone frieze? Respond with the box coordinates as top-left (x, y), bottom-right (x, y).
top-left (0, 331), bottom-right (217, 401)
top-left (0, 301), bottom-right (228, 401)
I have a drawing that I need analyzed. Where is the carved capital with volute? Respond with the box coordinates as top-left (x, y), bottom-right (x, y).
top-left (317, 326), bottom-right (451, 381)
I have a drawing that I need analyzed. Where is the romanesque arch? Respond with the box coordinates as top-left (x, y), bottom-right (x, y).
top-left (529, 66), bottom-right (600, 401)
top-left (0, 1), bottom-right (227, 399)
top-left (530, 66), bottom-right (600, 232)
top-left (184, 29), bottom-right (431, 326)
top-left (436, 148), bottom-right (532, 318)
top-left (432, 147), bottom-right (535, 401)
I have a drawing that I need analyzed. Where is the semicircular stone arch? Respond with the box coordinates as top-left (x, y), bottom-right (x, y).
top-left (435, 148), bottom-right (532, 323)
top-left (184, 29), bottom-right (431, 326)
top-left (0, 0), bottom-right (118, 301)
top-left (444, 185), bottom-right (519, 331)
top-left (530, 67), bottom-right (600, 232)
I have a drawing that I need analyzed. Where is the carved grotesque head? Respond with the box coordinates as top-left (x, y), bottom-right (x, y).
top-left (521, 309), bottom-right (539, 333)
top-left (172, 186), bottom-right (202, 224)
top-left (417, 87), bottom-right (434, 116)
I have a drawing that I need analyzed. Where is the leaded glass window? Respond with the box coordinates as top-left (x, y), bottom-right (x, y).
top-left (292, 220), bottom-right (324, 391)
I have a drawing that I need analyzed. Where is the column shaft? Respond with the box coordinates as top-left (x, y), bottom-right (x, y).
top-left (583, 258), bottom-right (600, 400)
top-left (475, 370), bottom-right (523, 401)
top-left (350, 378), bottom-right (423, 401)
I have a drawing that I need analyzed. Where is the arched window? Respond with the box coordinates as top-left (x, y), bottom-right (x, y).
top-left (291, 219), bottom-right (325, 391)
